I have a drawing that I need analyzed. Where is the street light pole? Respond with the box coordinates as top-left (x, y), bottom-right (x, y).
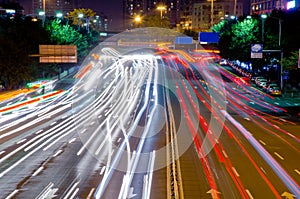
top-left (261, 14), bottom-right (267, 43)
top-left (157, 5), bottom-right (166, 27)
top-left (42, 0), bottom-right (45, 27)
top-left (211, 0), bottom-right (214, 28)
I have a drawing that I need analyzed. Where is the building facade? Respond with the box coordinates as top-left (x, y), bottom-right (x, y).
top-left (192, 0), bottom-right (243, 31)
top-left (123, 0), bottom-right (189, 29)
top-left (32, 0), bottom-right (78, 16)
top-left (250, 0), bottom-right (300, 14)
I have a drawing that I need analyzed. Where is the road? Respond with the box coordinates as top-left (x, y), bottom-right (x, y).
top-left (0, 46), bottom-right (299, 199)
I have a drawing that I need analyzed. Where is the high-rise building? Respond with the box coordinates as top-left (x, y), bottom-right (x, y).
top-left (123, 0), bottom-right (188, 28)
top-left (32, 0), bottom-right (78, 16)
top-left (192, 0), bottom-right (243, 31)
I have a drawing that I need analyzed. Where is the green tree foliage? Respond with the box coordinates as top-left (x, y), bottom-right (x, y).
top-left (138, 14), bottom-right (170, 28)
top-left (45, 19), bottom-right (89, 61)
top-left (282, 51), bottom-right (299, 71)
top-left (230, 18), bottom-right (260, 60)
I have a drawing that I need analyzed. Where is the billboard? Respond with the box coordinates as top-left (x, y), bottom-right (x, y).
top-left (198, 32), bottom-right (220, 44)
top-left (39, 45), bottom-right (77, 63)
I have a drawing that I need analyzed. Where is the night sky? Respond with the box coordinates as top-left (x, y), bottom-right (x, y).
top-left (19, 0), bottom-right (124, 30)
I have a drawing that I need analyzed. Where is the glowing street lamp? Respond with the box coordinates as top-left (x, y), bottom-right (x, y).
top-left (38, 11), bottom-right (45, 27)
top-left (56, 12), bottom-right (63, 18)
top-left (78, 13), bottom-right (84, 30)
top-left (157, 5), bottom-right (166, 19)
top-left (261, 14), bottom-right (267, 43)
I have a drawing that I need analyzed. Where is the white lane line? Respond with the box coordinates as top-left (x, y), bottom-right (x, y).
top-left (0, 151), bottom-right (5, 156)
top-left (32, 166), bottom-right (44, 177)
top-left (259, 140), bottom-right (266, 146)
top-left (232, 167), bottom-right (240, 177)
top-left (222, 150), bottom-right (228, 158)
top-left (274, 152), bottom-right (284, 160)
top-left (53, 150), bottom-right (63, 157)
top-left (100, 166), bottom-right (106, 175)
top-left (69, 138), bottom-right (76, 143)
top-left (16, 139), bottom-right (27, 145)
top-left (86, 188), bottom-right (95, 199)
top-left (5, 189), bottom-right (19, 199)
top-left (260, 167), bottom-right (267, 175)
top-left (245, 189), bottom-right (254, 199)
top-left (69, 187), bottom-right (80, 199)
top-left (63, 181), bottom-right (80, 199)
top-left (35, 129), bottom-right (43, 134)
top-left (50, 121), bottom-right (57, 126)
top-left (294, 169), bottom-right (300, 176)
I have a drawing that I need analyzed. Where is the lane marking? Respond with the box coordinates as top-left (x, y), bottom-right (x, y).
top-left (294, 169), bottom-right (300, 176)
top-left (274, 152), bottom-right (284, 160)
top-left (16, 139), bottom-right (27, 145)
top-left (53, 150), bottom-right (63, 157)
top-left (232, 167), bottom-right (240, 177)
top-left (259, 140), bottom-right (266, 146)
top-left (100, 166), bottom-right (106, 175)
top-left (32, 166), bottom-right (44, 177)
top-left (245, 189), bottom-right (254, 199)
top-left (5, 189), bottom-right (19, 199)
top-left (86, 188), bottom-right (95, 199)
top-left (260, 167), bottom-right (267, 175)
top-left (222, 150), bottom-right (228, 158)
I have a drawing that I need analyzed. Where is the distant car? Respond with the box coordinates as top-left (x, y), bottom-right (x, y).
top-left (268, 86), bottom-right (282, 96)
top-left (254, 76), bottom-right (264, 84)
top-left (264, 83), bottom-right (278, 92)
top-left (256, 78), bottom-right (268, 87)
top-left (219, 59), bottom-right (228, 66)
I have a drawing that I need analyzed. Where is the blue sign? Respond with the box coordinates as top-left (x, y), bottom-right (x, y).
top-left (198, 32), bottom-right (220, 43)
top-left (174, 36), bottom-right (193, 44)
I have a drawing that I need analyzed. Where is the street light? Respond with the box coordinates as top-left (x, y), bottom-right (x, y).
top-left (157, 5), bottom-right (166, 19)
top-left (56, 12), bottom-right (63, 18)
top-left (261, 14), bottom-right (267, 43)
top-left (78, 13), bottom-right (83, 30)
top-left (38, 11), bottom-right (45, 27)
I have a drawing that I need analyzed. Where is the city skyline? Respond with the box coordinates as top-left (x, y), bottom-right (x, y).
top-left (18, 0), bottom-right (124, 30)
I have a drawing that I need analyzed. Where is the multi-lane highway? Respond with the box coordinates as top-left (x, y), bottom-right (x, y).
top-left (0, 44), bottom-right (299, 199)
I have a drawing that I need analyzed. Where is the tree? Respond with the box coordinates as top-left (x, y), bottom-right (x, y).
top-left (140, 14), bottom-right (170, 28)
top-left (230, 18), bottom-right (260, 60)
top-left (45, 19), bottom-right (89, 62)
top-left (65, 8), bottom-right (96, 31)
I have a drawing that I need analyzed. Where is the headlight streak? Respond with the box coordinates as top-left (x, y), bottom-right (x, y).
top-left (94, 55), bottom-right (156, 199)
top-left (118, 58), bottom-right (159, 199)
top-left (76, 58), bottom-right (149, 157)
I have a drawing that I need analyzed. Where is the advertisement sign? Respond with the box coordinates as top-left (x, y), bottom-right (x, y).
top-left (39, 45), bottom-right (77, 63)
top-left (251, 44), bottom-right (263, 58)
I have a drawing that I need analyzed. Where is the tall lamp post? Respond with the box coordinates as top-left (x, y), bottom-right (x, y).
top-left (157, 5), bottom-right (166, 19)
top-left (78, 13), bottom-right (83, 30)
top-left (261, 14), bottom-right (267, 43)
